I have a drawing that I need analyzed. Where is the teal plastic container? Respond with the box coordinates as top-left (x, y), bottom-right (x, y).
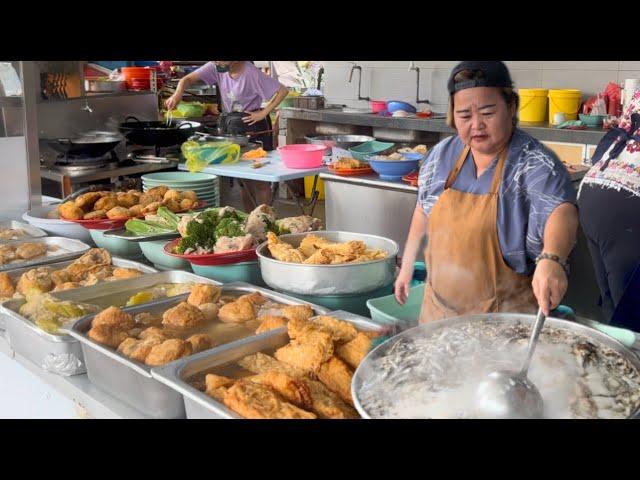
top-left (139, 239), bottom-right (191, 271)
top-left (366, 283), bottom-right (424, 328)
top-left (191, 261), bottom-right (264, 285)
top-left (90, 229), bottom-right (143, 260)
top-left (349, 141), bottom-right (395, 160)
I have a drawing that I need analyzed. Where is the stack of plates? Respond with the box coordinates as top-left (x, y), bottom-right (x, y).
top-left (141, 172), bottom-right (220, 208)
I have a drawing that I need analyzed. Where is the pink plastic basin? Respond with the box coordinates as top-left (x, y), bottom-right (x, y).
top-left (278, 144), bottom-right (325, 169)
top-left (370, 100), bottom-right (387, 113)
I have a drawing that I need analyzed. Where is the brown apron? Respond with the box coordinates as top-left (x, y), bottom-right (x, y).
top-left (420, 144), bottom-right (537, 323)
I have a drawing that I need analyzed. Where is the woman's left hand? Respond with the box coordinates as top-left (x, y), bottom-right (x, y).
top-left (242, 110), bottom-right (268, 125)
top-left (532, 259), bottom-right (568, 316)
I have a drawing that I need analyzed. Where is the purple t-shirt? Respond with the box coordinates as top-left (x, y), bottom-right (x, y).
top-left (193, 62), bottom-right (282, 113)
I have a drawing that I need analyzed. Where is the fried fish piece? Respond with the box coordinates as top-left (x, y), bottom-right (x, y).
top-left (336, 332), bottom-right (372, 369)
top-left (237, 352), bottom-right (310, 380)
top-left (92, 306), bottom-right (135, 331)
top-left (248, 371), bottom-right (313, 410)
top-left (162, 301), bottom-right (207, 330)
top-left (88, 324), bottom-right (129, 349)
top-left (112, 267), bottom-right (143, 280)
top-left (274, 331), bottom-right (334, 374)
top-left (266, 232), bottom-right (306, 263)
top-left (0, 272), bottom-right (15, 297)
top-left (16, 267), bottom-right (53, 295)
top-left (75, 191), bottom-right (102, 211)
top-left (313, 316), bottom-right (358, 344)
top-left (222, 380), bottom-right (316, 419)
top-left (186, 333), bottom-right (213, 354)
top-left (218, 298), bottom-right (256, 323)
top-left (16, 242), bottom-right (48, 260)
top-left (187, 284), bottom-right (222, 306)
top-left (205, 374), bottom-right (235, 401)
top-left (94, 195), bottom-right (118, 212)
top-left (298, 234), bottom-right (332, 258)
top-left (281, 305), bottom-right (314, 323)
top-left (145, 339), bottom-right (193, 366)
top-left (302, 378), bottom-right (359, 419)
top-left (255, 315), bottom-right (288, 334)
top-left (58, 201), bottom-right (84, 220)
top-left (317, 356), bottom-right (354, 406)
top-left (139, 326), bottom-right (169, 342)
top-left (83, 209), bottom-right (107, 220)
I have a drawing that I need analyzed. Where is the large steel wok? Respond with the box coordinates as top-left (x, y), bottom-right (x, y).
top-left (45, 131), bottom-right (122, 157)
top-left (119, 116), bottom-right (202, 147)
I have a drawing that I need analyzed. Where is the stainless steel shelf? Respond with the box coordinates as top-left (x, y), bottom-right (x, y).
top-left (0, 96), bottom-right (23, 108)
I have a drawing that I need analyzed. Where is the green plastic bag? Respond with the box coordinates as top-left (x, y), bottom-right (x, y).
top-left (181, 141), bottom-right (241, 172)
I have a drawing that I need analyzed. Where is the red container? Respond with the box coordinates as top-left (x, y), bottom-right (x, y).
top-left (370, 100), bottom-right (387, 113)
top-left (277, 144), bottom-right (325, 169)
top-left (164, 239), bottom-right (257, 266)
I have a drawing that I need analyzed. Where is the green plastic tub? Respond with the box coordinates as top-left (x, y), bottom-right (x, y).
top-left (349, 141), bottom-right (395, 160)
top-left (139, 239), bottom-right (191, 271)
top-left (366, 283), bottom-right (424, 328)
top-left (90, 229), bottom-right (143, 260)
top-left (191, 261), bottom-right (264, 285)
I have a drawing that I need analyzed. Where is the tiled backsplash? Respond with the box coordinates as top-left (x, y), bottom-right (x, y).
top-left (319, 61), bottom-right (639, 114)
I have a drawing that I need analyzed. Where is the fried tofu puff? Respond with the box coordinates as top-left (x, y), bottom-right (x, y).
top-left (116, 192), bottom-right (138, 208)
top-left (74, 192), bottom-right (102, 211)
top-left (106, 206), bottom-right (130, 219)
top-left (255, 315), bottom-right (288, 334)
top-left (218, 298), bottom-right (256, 324)
top-left (16, 267), bottom-right (53, 295)
top-left (91, 306), bottom-right (135, 331)
top-left (112, 267), bottom-right (143, 280)
top-left (127, 204), bottom-right (144, 217)
top-left (144, 339), bottom-right (193, 366)
top-left (94, 195), bottom-right (118, 212)
top-left (0, 272), bottom-right (15, 297)
top-left (186, 333), bottom-right (213, 354)
top-left (187, 284), bottom-right (222, 306)
top-left (58, 201), bottom-right (84, 220)
top-left (88, 324), bottom-right (129, 349)
top-left (162, 301), bottom-right (207, 330)
top-left (83, 210), bottom-right (107, 220)
top-left (281, 305), bottom-right (314, 323)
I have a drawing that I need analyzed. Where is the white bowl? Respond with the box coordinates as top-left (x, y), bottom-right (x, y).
top-left (22, 205), bottom-right (93, 245)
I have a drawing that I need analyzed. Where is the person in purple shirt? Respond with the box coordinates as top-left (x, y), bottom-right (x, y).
top-left (166, 61), bottom-right (290, 210)
top-left (395, 61), bottom-right (580, 322)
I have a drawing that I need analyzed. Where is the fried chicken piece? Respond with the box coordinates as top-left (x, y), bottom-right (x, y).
top-left (255, 315), bottom-right (288, 334)
top-left (186, 333), bottom-right (213, 354)
top-left (88, 324), bottom-right (129, 349)
top-left (52, 282), bottom-right (81, 292)
top-left (205, 374), bottom-right (235, 401)
top-left (145, 339), bottom-right (193, 366)
top-left (83, 210), bottom-right (107, 220)
top-left (313, 316), bottom-right (358, 344)
top-left (218, 298), bottom-right (256, 323)
top-left (237, 291), bottom-right (267, 306)
top-left (317, 356), bottom-right (354, 406)
top-left (222, 380), bottom-right (316, 419)
top-left (302, 378), bottom-right (359, 419)
top-left (248, 371), bottom-right (313, 410)
top-left (274, 332), bottom-right (334, 374)
top-left (298, 234), bottom-right (332, 258)
top-left (336, 332), bottom-right (372, 369)
top-left (16, 242), bottom-right (48, 260)
top-left (187, 284), bottom-right (222, 306)
top-left (266, 232), bottom-right (306, 263)
top-left (237, 352), bottom-right (310, 379)
top-left (134, 312), bottom-right (162, 327)
top-left (92, 306), bottom-right (135, 331)
top-left (162, 301), bottom-right (207, 330)
top-left (58, 201), bottom-right (85, 220)
top-left (117, 337), bottom-right (162, 363)
top-left (281, 305), bottom-right (314, 323)
top-left (0, 272), bottom-right (15, 297)
top-left (139, 326), bottom-right (169, 342)
top-left (106, 206), bottom-right (130, 219)
top-left (116, 192), bottom-right (138, 208)
top-left (321, 240), bottom-right (367, 257)
top-left (94, 195), bottom-right (118, 212)
top-left (128, 204), bottom-right (144, 217)
top-left (16, 267), bottom-right (53, 295)
top-left (75, 192), bottom-right (102, 211)
top-left (302, 250), bottom-right (332, 265)
top-left (112, 267), bottom-right (143, 280)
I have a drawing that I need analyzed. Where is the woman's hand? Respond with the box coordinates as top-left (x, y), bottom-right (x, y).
top-left (394, 266), bottom-right (414, 305)
top-left (243, 110), bottom-right (268, 126)
top-left (532, 259), bottom-right (568, 316)
top-left (165, 94), bottom-right (182, 111)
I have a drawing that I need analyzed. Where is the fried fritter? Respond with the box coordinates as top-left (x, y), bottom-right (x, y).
top-left (281, 305), bottom-right (313, 323)
top-left (72, 248), bottom-right (112, 268)
top-left (134, 312), bottom-right (162, 327)
top-left (92, 306), bottom-right (135, 331)
top-left (187, 284), bottom-right (222, 306)
top-left (141, 201), bottom-right (162, 215)
top-left (0, 272), bottom-right (15, 297)
top-left (274, 331), bottom-right (334, 374)
top-left (112, 267), bottom-right (143, 280)
top-left (180, 198), bottom-right (197, 211)
top-left (75, 192), bottom-right (102, 211)
top-left (162, 301), bottom-right (207, 330)
top-left (248, 371), bottom-right (313, 410)
top-left (0, 245), bottom-right (16, 265)
top-left (302, 250), bottom-right (332, 265)
top-left (222, 380), bottom-right (317, 419)
top-left (128, 204), bottom-right (144, 217)
top-left (145, 339), bottom-right (193, 366)
top-left (198, 303), bottom-right (219, 322)
top-left (237, 352), bottom-right (310, 379)
top-left (302, 378), bottom-right (359, 419)
top-left (237, 292), bottom-right (267, 306)
top-left (298, 234), bottom-right (332, 258)
top-left (83, 209), bottom-right (107, 220)
top-left (313, 316), bottom-right (358, 344)
top-left (266, 232), bottom-right (306, 263)
top-left (186, 333), bottom-right (213, 354)
top-left (116, 192), bottom-right (138, 208)
top-left (138, 326), bottom-right (169, 342)
top-left (52, 282), bottom-right (81, 292)
top-left (163, 189), bottom-right (182, 202)
top-left (58, 201), bottom-right (84, 220)
top-left (218, 298), bottom-right (256, 323)
top-left (117, 337), bottom-right (162, 363)
top-left (51, 269), bottom-right (72, 286)
top-left (336, 332), bottom-right (372, 369)
top-left (163, 199), bottom-right (182, 213)
top-left (94, 195), bottom-right (118, 212)
top-left (16, 267), bottom-right (53, 295)
top-left (106, 206), bottom-right (130, 219)
top-left (255, 315), bottom-right (288, 334)
top-left (205, 374), bottom-right (235, 401)
top-left (147, 186), bottom-right (169, 198)
top-left (317, 356), bottom-right (354, 406)
top-left (181, 190), bottom-right (197, 202)
top-left (88, 324), bottom-right (129, 349)
top-left (16, 242), bottom-right (47, 260)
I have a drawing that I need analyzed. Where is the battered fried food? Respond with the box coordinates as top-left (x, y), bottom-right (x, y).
top-left (317, 356), bottom-right (354, 406)
top-left (237, 292), bottom-right (267, 306)
top-left (205, 374), bottom-right (235, 401)
top-left (116, 192), bottom-right (138, 208)
top-left (94, 195), bottom-right (118, 212)
top-left (142, 201), bottom-right (162, 215)
top-left (302, 378), bottom-right (359, 419)
top-left (0, 272), bottom-right (15, 297)
top-left (336, 332), bottom-right (372, 369)
top-left (16, 242), bottom-right (48, 260)
top-left (145, 338), bottom-right (193, 366)
top-left (164, 199), bottom-right (182, 213)
top-left (134, 312), bottom-right (162, 327)
top-left (92, 306), bottom-right (135, 331)
top-left (281, 305), bottom-right (313, 322)
top-left (58, 201), bottom-right (84, 220)
top-left (266, 232), bottom-right (307, 263)
top-left (0, 245), bottom-right (16, 265)
top-left (128, 204), bottom-right (144, 217)
top-left (112, 267), bottom-right (143, 280)
top-left (148, 186), bottom-right (169, 198)
top-left (302, 250), bottom-right (332, 265)
top-left (88, 324), bottom-right (129, 349)
top-left (275, 330), bottom-right (334, 374)
top-left (320, 240), bottom-right (366, 257)
top-left (313, 316), bottom-right (358, 344)
top-left (198, 303), bottom-right (219, 322)
top-left (16, 267), bottom-right (53, 295)
top-left (180, 198), bottom-right (197, 211)
top-left (83, 210), bottom-right (107, 220)
top-left (139, 326), bottom-right (169, 342)
top-left (162, 301), bottom-right (207, 329)
top-left (73, 248), bottom-right (112, 268)
top-left (181, 190), bottom-right (197, 202)
top-left (187, 284), bottom-right (222, 306)
top-left (222, 380), bottom-right (317, 419)
top-left (106, 206), bottom-right (130, 219)
top-left (218, 298), bottom-right (256, 323)
top-left (248, 371), bottom-right (313, 410)
top-left (51, 269), bottom-right (72, 286)
top-left (75, 191), bottom-right (102, 211)
top-left (334, 157), bottom-right (366, 170)
top-left (117, 337), bottom-right (162, 363)
top-left (186, 333), bottom-right (213, 354)
top-left (163, 189), bottom-right (182, 202)
top-left (298, 234), bottom-right (331, 258)
top-left (52, 282), bottom-right (81, 292)
top-left (255, 315), bottom-right (288, 334)
top-left (237, 352), bottom-right (310, 379)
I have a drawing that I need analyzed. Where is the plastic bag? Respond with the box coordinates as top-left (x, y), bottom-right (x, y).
top-left (181, 141), bottom-right (241, 172)
top-left (591, 93), bottom-right (607, 115)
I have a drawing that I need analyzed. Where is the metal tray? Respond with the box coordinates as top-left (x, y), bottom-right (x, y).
top-left (0, 237), bottom-right (90, 272)
top-left (67, 282), bottom-right (330, 419)
top-left (0, 220), bottom-right (47, 243)
top-left (152, 310), bottom-right (381, 419)
top-left (102, 228), bottom-right (181, 243)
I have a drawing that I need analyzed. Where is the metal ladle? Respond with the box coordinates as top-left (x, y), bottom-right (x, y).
top-left (474, 308), bottom-right (547, 419)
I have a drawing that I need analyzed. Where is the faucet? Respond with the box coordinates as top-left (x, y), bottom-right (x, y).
top-left (81, 98), bottom-right (93, 114)
top-left (348, 63), bottom-right (370, 102)
top-left (408, 62), bottom-right (430, 105)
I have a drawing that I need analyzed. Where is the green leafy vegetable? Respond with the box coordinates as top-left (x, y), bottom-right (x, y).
top-left (125, 218), bottom-right (176, 235)
top-left (215, 217), bottom-right (245, 238)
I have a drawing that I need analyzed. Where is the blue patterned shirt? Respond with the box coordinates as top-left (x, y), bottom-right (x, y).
top-left (418, 128), bottom-right (576, 275)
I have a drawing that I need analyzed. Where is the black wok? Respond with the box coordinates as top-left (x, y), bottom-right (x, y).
top-left (45, 132), bottom-right (122, 157)
top-left (119, 115), bottom-right (202, 147)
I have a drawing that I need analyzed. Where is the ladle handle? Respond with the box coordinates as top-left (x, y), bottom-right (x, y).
top-left (520, 308), bottom-right (546, 376)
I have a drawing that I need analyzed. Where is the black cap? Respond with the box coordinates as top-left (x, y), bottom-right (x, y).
top-left (447, 61), bottom-right (513, 94)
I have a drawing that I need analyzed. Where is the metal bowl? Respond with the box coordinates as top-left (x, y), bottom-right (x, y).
top-left (256, 231), bottom-right (398, 296)
top-left (352, 313), bottom-right (640, 419)
top-left (305, 135), bottom-right (375, 157)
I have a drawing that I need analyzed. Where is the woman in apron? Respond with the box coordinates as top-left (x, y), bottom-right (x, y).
top-left (394, 61), bottom-right (580, 322)
top-left (166, 61), bottom-right (289, 210)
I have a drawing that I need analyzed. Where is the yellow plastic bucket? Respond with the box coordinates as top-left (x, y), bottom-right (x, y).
top-left (518, 88), bottom-right (548, 122)
top-left (548, 89), bottom-right (581, 124)
top-left (304, 176), bottom-right (325, 200)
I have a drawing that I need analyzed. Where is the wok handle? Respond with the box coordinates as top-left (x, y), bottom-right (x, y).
top-left (56, 138), bottom-right (72, 144)
top-left (124, 115), bottom-right (141, 123)
top-left (178, 122), bottom-right (195, 129)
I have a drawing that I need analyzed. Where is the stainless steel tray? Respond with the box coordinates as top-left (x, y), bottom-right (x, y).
top-left (102, 228), bottom-right (181, 243)
top-left (0, 237), bottom-right (90, 272)
top-left (152, 310), bottom-right (381, 419)
top-left (0, 220), bottom-right (47, 243)
top-left (256, 231), bottom-right (399, 295)
top-left (67, 283), bottom-right (330, 419)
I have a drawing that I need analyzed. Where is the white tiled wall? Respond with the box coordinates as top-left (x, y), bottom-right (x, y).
top-left (319, 61), bottom-right (639, 113)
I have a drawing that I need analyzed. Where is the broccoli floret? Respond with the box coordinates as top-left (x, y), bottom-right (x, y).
top-left (215, 217), bottom-right (245, 238)
top-left (175, 214), bottom-right (217, 253)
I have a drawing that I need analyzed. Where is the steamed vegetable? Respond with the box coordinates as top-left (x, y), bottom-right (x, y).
top-left (125, 206), bottom-right (182, 235)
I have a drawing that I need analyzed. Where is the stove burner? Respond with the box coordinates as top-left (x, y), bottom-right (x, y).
top-left (55, 150), bottom-right (119, 166)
